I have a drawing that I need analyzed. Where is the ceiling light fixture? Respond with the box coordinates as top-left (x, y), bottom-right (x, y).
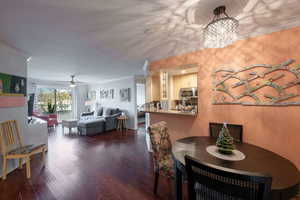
top-left (70, 75), bottom-right (76, 88)
top-left (203, 6), bottom-right (239, 48)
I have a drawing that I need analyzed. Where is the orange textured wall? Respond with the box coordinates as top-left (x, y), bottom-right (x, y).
top-left (150, 26), bottom-right (300, 170)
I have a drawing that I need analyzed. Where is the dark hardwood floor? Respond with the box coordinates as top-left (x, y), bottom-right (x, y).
top-left (0, 125), bottom-right (176, 200)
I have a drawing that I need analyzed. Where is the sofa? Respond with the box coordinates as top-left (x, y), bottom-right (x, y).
top-left (27, 117), bottom-right (48, 149)
top-left (78, 107), bottom-right (121, 136)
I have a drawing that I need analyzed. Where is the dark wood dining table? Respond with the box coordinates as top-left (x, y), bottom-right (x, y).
top-left (172, 136), bottom-right (300, 200)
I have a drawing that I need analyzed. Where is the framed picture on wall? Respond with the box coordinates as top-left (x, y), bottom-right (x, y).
top-left (109, 89), bottom-right (114, 99)
top-left (100, 89), bottom-right (114, 99)
top-left (89, 90), bottom-right (96, 100)
top-left (0, 72), bottom-right (27, 107)
top-left (120, 88), bottom-right (130, 102)
top-left (0, 72), bottom-right (27, 96)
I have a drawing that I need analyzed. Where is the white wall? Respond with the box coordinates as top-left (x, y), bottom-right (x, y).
top-left (136, 83), bottom-right (145, 107)
top-left (0, 42), bottom-right (28, 176)
top-left (89, 77), bottom-right (137, 130)
top-left (27, 79), bottom-right (37, 94)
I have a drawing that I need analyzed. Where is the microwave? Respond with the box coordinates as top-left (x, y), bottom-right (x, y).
top-left (179, 87), bottom-right (198, 99)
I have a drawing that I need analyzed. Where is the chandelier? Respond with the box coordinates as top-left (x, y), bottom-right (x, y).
top-left (203, 6), bottom-right (239, 48)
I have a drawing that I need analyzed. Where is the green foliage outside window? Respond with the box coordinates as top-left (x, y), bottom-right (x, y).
top-left (47, 102), bottom-right (56, 113)
top-left (37, 88), bottom-right (72, 114)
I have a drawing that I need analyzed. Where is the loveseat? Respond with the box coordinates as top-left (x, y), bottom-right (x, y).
top-left (78, 107), bottom-right (121, 136)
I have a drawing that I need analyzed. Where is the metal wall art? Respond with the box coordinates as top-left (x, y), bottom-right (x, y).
top-left (212, 59), bottom-right (300, 106)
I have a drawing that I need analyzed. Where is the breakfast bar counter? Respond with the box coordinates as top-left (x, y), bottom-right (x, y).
top-left (143, 109), bottom-right (197, 116)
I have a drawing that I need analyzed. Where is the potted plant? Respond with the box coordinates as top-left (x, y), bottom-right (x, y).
top-left (47, 102), bottom-right (57, 118)
top-left (47, 102), bottom-right (56, 113)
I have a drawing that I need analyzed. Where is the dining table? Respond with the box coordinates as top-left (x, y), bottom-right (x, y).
top-left (172, 136), bottom-right (300, 200)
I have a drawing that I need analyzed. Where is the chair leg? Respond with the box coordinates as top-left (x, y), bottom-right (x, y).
top-left (154, 171), bottom-right (160, 195)
top-left (42, 148), bottom-right (46, 166)
top-left (2, 157), bottom-right (7, 180)
top-left (123, 120), bottom-right (126, 131)
top-left (26, 157), bottom-right (31, 179)
top-left (19, 158), bottom-right (23, 169)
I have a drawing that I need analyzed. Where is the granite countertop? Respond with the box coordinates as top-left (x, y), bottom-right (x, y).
top-left (142, 109), bottom-right (197, 116)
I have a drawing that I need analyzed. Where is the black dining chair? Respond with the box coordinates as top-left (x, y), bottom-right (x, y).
top-left (184, 155), bottom-right (272, 200)
top-left (209, 122), bottom-right (243, 143)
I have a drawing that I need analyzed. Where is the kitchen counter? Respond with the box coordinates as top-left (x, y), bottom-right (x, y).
top-left (143, 109), bottom-right (197, 116)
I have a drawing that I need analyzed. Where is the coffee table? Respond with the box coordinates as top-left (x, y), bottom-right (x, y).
top-left (62, 119), bottom-right (78, 135)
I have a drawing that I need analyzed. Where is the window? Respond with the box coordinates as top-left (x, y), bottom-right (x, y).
top-left (35, 87), bottom-right (73, 122)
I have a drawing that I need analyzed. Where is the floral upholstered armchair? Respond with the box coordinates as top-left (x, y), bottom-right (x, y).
top-left (148, 121), bottom-right (174, 194)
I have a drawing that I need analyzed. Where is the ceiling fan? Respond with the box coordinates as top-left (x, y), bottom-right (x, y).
top-left (69, 75), bottom-right (76, 88)
top-left (54, 75), bottom-right (86, 88)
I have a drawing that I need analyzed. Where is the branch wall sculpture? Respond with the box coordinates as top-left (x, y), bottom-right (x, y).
top-left (212, 59), bottom-right (300, 106)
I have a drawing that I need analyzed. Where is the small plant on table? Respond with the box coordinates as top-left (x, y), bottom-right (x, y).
top-left (216, 123), bottom-right (235, 155)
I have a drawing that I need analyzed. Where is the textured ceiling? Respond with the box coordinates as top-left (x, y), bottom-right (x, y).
top-left (0, 0), bottom-right (300, 83)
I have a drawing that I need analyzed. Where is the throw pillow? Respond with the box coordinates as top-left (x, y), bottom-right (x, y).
top-left (82, 111), bottom-right (94, 117)
top-left (111, 108), bottom-right (120, 115)
top-left (103, 108), bottom-right (112, 116)
top-left (97, 107), bottom-right (103, 116)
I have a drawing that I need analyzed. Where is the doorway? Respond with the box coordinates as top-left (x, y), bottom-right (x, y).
top-left (136, 82), bottom-right (146, 125)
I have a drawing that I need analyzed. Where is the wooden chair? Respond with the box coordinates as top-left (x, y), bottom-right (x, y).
top-left (185, 155), bottom-right (272, 200)
top-left (209, 122), bottom-right (243, 143)
top-left (0, 120), bottom-right (47, 180)
top-left (148, 121), bottom-right (174, 194)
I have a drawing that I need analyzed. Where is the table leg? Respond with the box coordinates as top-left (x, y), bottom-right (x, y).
top-left (69, 127), bottom-right (72, 134)
top-left (175, 161), bottom-right (183, 200)
top-left (120, 120), bottom-right (123, 131)
top-left (121, 120), bottom-right (125, 135)
top-left (123, 120), bottom-right (126, 131)
top-left (62, 125), bottom-right (64, 134)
